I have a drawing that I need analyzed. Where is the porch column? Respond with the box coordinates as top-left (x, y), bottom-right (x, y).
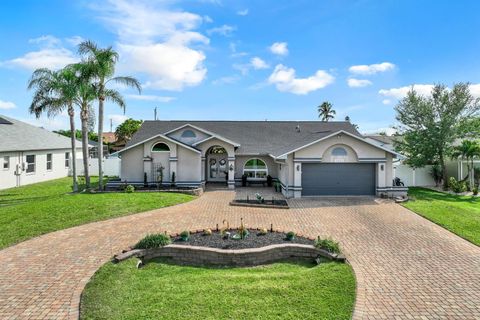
top-left (201, 156), bottom-right (206, 187)
top-left (292, 160), bottom-right (302, 198)
top-left (227, 156), bottom-right (235, 189)
top-left (143, 157), bottom-right (152, 183)
top-left (377, 162), bottom-right (386, 188)
top-left (169, 157), bottom-right (177, 185)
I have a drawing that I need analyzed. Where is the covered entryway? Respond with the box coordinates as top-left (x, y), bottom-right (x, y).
top-left (301, 163), bottom-right (376, 196)
top-left (206, 146), bottom-right (228, 183)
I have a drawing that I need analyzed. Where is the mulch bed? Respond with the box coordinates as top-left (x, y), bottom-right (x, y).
top-left (173, 229), bottom-right (313, 250)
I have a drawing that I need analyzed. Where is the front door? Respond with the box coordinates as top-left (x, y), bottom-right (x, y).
top-left (208, 154), bottom-right (227, 182)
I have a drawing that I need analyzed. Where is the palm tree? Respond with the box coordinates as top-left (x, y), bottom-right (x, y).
top-left (78, 40), bottom-right (141, 191)
top-left (318, 102), bottom-right (336, 121)
top-left (27, 67), bottom-right (80, 192)
top-left (452, 140), bottom-right (480, 189)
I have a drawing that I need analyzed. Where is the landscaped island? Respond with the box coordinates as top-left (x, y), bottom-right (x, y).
top-left (80, 259), bottom-right (356, 320)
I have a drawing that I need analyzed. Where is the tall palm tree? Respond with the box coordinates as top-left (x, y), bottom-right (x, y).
top-left (452, 140), bottom-right (480, 189)
top-left (78, 40), bottom-right (141, 191)
top-left (27, 67), bottom-right (80, 192)
top-left (318, 102), bottom-right (336, 121)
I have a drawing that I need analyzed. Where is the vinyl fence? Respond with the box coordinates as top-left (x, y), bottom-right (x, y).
top-left (73, 158), bottom-right (121, 177)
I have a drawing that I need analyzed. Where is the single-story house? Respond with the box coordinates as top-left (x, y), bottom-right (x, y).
top-left (118, 120), bottom-right (406, 198)
top-left (0, 115), bottom-right (82, 190)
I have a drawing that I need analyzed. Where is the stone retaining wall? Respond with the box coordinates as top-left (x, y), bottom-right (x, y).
top-left (117, 243), bottom-right (345, 267)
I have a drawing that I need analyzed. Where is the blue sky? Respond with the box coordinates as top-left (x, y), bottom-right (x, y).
top-left (1, 0), bottom-right (480, 134)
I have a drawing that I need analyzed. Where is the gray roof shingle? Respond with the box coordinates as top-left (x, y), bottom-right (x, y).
top-left (0, 115), bottom-right (73, 152)
top-left (126, 120), bottom-right (363, 157)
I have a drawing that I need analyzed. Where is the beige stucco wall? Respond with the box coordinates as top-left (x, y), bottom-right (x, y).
top-left (295, 134), bottom-right (386, 160)
top-left (120, 144), bottom-right (144, 182)
top-left (234, 155), bottom-right (278, 179)
top-left (177, 146), bottom-right (201, 182)
top-left (0, 149), bottom-right (71, 190)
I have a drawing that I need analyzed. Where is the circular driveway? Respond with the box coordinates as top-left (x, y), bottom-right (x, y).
top-left (0, 190), bottom-right (479, 319)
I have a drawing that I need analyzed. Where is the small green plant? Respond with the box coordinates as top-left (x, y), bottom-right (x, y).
top-left (180, 230), bottom-right (190, 241)
top-left (315, 237), bottom-right (341, 254)
top-left (203, 228), bottom-right (212, 236)
top-left (258, 228), bottom-right (268, 235)
top-left (134, 233), bottom-right (171, 249)
top-left (125, 185), bottom-right (135, 193)
top-left (448, 177), bottom-right (467, 193)
top-left (473, 186), bottom-right (478, 196)
top-left (286, 231), bottom-right (295, 241)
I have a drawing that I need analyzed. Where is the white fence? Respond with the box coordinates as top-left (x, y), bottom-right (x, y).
top-left (73, 158), bottom-right (121, 177)
top-left (393, 164), bottom-right (436, 187)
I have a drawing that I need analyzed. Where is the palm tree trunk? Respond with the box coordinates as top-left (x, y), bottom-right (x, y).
top-left (80, 106), bottom-right (91, 190)
top-left (68, 104), bottom-right (78, 192)
top-left (97, 93), bottom-right (104, 191)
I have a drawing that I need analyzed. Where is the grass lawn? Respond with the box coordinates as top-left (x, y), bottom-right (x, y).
top-left (403, 187), bottom-right (480, 245)
top-left (80, 259), bottom-right (356, 320)
top-left (0, 177), bottom-right (194, 249)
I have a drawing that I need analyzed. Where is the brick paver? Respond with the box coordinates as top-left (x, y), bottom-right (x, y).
top-left (0, 190), bottom-right (479, 319)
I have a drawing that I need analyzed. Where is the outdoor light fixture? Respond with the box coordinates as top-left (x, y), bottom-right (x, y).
top-left (229, 164), bottom-right (234, 171)
top-left (380, 164), bottom-right (384, 171)
top-left (296, 164), bottom-right (300, 171)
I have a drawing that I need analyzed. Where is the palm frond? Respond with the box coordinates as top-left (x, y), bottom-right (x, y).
top-left (104, 89), bottom-right (126, 112)
top-left (108, 76), bottom-right (142, 93)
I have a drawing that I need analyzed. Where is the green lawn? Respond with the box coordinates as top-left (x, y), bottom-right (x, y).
top-left (403, 187), bottom-right (480, 245)
top-left (80, 259), bottom-right (356, 320)
top-left (0, 177), bottom-right (194, 249)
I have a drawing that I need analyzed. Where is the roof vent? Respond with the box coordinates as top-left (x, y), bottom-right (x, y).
top-left (295, 125), bottom-right (301, 132)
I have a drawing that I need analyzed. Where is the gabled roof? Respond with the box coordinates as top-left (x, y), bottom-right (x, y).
top-left (117, 133), bottom-right (201, 154)
top-left (126, 120), bottom-right (367, 157)
top-left (0, 115), bottom-right (74, 152)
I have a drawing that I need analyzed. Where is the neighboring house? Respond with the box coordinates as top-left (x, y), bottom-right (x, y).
top-left (118, 121), bottom-right (406, 198)
top-left (0, 115), bottom-right (82, 190)
top-left (102, 132), bottom-right (126, 152)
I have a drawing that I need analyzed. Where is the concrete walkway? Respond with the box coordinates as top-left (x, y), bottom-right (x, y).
top-left (0, 190), bottom-right (479, 319)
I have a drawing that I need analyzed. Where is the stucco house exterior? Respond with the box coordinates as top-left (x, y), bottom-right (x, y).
top-left (118, 120), bottom-right (406, 198)
top-left (0, 115), bottom-right (81, 190)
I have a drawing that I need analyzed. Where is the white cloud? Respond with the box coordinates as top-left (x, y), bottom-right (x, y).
top-left (0, 100), bottom-right (16, 110)
top-left (65, 35), bottom-right (85, 46)
top-left (270, 42), bottom-right (288, 56)
top-left (250, 57), bottom-right (269, 70)
top-left (109, 114), bottom-right (128, 125)
top-left (379, 84), bottom-right (434, 100)
top-left (207, 24), bottom-right (236, 36)
top-left (237, 9), bottom-right (249, 16)
top-left (468, 84), bottom-right (480, 98)
top-left (268, 64), bottom-right (334, 95)
top-left (126, 94), bottom-right (176, 102)
top-left (349, 62), bottom-right (395, 75)
top-left (203, 15), bottom-right (213, 23)
top-left (93, 0), bottom-right (209, 91)
top-left (212, 75), bottom-right (240, 85)
top-left (347, 78), bottom-right (372, 88)
top-left (1, 35), bottom-right (77, 70)
top-left (382, 99), bottom-right (391, 105)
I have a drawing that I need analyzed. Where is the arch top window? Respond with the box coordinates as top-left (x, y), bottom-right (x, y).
top-left (152, 142), bottom-right (170, 152)
top-left (181, 129), bottom-right (196, 138)
top-left (332, 147), bottom-right (347, 156)
top-left (243, 158), bottom-right (268, 179)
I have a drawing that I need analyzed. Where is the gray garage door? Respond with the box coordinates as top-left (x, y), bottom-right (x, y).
top-left (301, 163), bottom-right (376, 196)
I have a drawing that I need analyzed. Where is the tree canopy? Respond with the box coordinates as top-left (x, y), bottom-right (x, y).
top-left (115, 118), bottom-right (143, 142)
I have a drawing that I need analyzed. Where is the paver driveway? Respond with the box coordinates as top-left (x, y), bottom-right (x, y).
top-left (0, 190), bottom-right (479, 319)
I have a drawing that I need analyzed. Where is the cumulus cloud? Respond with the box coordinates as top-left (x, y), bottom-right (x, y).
top-left (0, 100), bottom-right (16, 109)
top-left (349, 62), bottom-right (395, 75)
top-left (1, 35), bottom-right (77, 70)
top-left (109, 114), bottom-right (128, 126)
top-left (382, 99), bottom-right (391, 105)
top-left (93, 0), bottom-right (209, 91)
top-left (250, 57), bottom-right (269, 70)
top-left (347, 78), bottom-right (372, 88)
top-left (379, 84), bottom-right (434, 100)
top-left (268, 64), bottom-right (334, 95)
top-left (126, 94), bottom-right (176, 102)
top-left (270, 42), bottom-right (288, 56)
top-left (237, 9), bottom-right (249, 16)
top-left (207, 24), bottom-right (236, 36)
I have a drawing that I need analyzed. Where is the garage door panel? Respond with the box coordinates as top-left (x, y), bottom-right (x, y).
top-left (302, 163), bottom-right (375, 196)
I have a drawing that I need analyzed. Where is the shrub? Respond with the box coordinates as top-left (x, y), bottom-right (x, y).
top-left (134, 233), bottom-right (171, 249)
top-left (258, 228), bottom-right (268, 235)
top-left (203, 228), bottom-right (212, 236)
top-left (448, 177), bottom-right (467, 193)
top-left (315, 237), bottom-right (340, 254)
top-left (473, 186), bottom-right (478, 196)
top-left (180, 230), bottom-right (190, 241)
top-left (239, 228), bottom-right (249, 238)
top-left (125, 185), bottom-right (135, 193)
top-left (286, 231), bottom-right (295, 241)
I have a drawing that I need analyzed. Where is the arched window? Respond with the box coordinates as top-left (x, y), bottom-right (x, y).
top-left (244, 158), bottom-right (268, 179)
top-left (181, 129), bottom-right (196, 138)
top-left (152, 142), bottom-right (170, 152)
top-left (331, 147), bottom-right (347, 162)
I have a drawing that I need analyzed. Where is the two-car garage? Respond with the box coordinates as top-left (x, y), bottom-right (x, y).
top-left (301, 163), bottom-right (376, 196)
